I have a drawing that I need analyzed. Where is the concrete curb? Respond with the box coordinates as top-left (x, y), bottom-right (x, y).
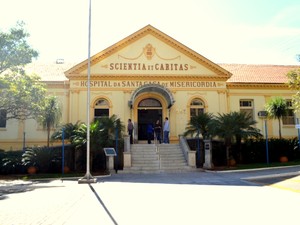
top-left (242, 171), bottom-right (300, 181)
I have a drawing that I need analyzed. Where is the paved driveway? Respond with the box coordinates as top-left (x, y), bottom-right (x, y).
top-left (1, 166), bottom-right (300, 225)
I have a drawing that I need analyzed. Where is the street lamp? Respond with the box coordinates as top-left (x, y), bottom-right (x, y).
top-left (78, 0), bottom-right (96, 184)
top-left (258, 111), bottom-right (269, 164)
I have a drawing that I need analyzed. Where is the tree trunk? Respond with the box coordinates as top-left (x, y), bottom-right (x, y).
top-left (47, 126), bottom-right (50, 147)
top-left (278, 118), bottom-right (282, 139)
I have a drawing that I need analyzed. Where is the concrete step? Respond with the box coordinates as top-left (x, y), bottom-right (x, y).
top-left (132, 161), bottom-right (160, 166)
top-left (123, 143), bottom-right (193, 173)
top-left (160, 159), bottom-right (186, 164)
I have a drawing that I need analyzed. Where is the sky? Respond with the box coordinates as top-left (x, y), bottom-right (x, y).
top-left (1, 0), bottom-right (300, 65)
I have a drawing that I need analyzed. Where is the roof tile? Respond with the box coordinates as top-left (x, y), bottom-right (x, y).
top-left (220, 64), bottom-right (299, 83)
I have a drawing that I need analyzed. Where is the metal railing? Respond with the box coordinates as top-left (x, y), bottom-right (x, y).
top-left (153, 132), bottom-right (161, 169)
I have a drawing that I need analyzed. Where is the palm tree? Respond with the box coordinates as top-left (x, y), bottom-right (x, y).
top-left (265, 97), bottom-right (288, 139)
top-left (212, 111), bottom-right (261, 166)
top-left (231, 111), bottom-right (262, 162)
top-left (51, 121), bottom-right (83, 143)
top-left (184, 112), bottom-right (215, 166)
top-left (72, 115), bottom-right (124, 170)
top-left (51, 121), bottom-right (84, 171)
top-left (184, 112), bottom-right (214, 138)
top-left (39, 96), bottom-right (62, 147)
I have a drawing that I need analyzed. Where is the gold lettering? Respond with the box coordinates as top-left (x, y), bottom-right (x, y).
top-left (184, 64), bottom-right (188, 70)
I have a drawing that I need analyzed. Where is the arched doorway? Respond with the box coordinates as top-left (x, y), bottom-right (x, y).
top-left (137, 98), bottom-right (162, 140)
top-left (129, 84), bottom-right (175, 142)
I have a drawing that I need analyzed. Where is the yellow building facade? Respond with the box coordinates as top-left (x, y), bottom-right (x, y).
top-left (1, 25), bottom-right (299, 150)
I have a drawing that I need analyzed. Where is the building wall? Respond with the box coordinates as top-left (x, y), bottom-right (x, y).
top-left (228, 87), bottom-right (299, 138)
top-left (1, 25), bottom-right (299, 150)
top-left (2, 78), bottom-right (299, 150)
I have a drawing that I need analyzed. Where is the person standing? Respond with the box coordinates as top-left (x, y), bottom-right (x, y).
top-left (127, 119), bottom-right (134, 144)
top-left (154, 119), bottom-right (162, 144)
top-left (147, 122), bottom-right (154, 144)
top-left (163, 117), bottom-right (170, 144)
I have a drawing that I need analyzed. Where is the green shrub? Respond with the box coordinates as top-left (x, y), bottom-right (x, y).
top-left (187, 137), bottom-right (300, 166)
top-left (242, 138), bottom-right (300, 164)
top-left (0, 150), bottom-right (24, 174)
top-left (22, 147), bottom-right (61, 173)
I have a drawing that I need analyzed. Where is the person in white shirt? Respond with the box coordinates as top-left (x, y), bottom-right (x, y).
top-left (163, 117), bottom-right (170, 144)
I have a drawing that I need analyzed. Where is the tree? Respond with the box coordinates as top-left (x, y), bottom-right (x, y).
top-left (38, 96), bottom-right (62, 147)
top-left (184, 112), bottom-right (215, 166)
top-left (72, 115), bottom-right (124, 151)
top-left (0, 72), bottom-right (46, 121)
top-left (287, 68), bottom-right (300, 112)
top-left (71, 115), bottom-right (124, 170)
top-left (0, 22), bottom-right (42, 124)
top-left (212, 112), bottom-right (261, 166)
top-left (230, 111), bottom-right (262, 162)
top-left (265, 97), bottom-right (288, 139)
top-left (51, 121), bottom-right (83, 143)
top-left (183, 112), bottom-right (215, 138)
top-left (51, 121), bottom-right (84, 171)
top-left (0, 21), bottom-right (38, 74)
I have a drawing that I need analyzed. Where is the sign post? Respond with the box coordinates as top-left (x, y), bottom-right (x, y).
top-left (258, 111), bottom-right (269, 164)
top-left (104, 148), bottom-right (117, 174)
top-left (295, 118), bottom-right (300, 150)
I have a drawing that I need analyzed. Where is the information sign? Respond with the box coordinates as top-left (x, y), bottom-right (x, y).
top-left (104, 148), bottom-right (117, 156)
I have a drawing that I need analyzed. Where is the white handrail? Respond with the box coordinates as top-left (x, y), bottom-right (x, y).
top-left (154, 132), bottom-right (160, 169)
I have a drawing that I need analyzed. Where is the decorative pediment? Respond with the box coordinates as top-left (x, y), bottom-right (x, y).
top-left (65, 25), bottom-right (231, 79)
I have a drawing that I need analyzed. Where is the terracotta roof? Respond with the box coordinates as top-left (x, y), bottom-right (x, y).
top-left (220, 64), bottom-right (300, 83)
top-left (25, 62), bottom-right (76, 81)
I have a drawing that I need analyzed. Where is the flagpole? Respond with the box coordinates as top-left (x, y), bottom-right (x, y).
top-left (79, 0), bottom-right (96, 184)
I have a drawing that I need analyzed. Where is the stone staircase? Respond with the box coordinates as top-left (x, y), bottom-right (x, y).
top-left (121, 143), bottom-right (194, 173)
top-left (159, 144), bottom-right (192, 171)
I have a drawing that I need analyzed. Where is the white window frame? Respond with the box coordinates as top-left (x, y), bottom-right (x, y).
top-left (282, 99), bottom-right (295, 125)
top-left (190, 98), bottom-right (205, 118)
top-left (240, 99), bottom-right (254, 121)
top-left (94, 99), bottom-right (110, 119)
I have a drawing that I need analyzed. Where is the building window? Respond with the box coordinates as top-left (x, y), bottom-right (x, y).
top-left (282, 100), bottom-right (295, 125)
top-left (138, 98), bottom-right (161, 107)
top-left (0, 110), bottom-right (7, 128)
top-left (94, 99), bottom-right (109, 119)
top-left (240, 100), bottom-right (254, 120)
top-left (190, 98), bottom-right (205, 117)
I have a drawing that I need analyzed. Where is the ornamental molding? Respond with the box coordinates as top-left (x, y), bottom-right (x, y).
top-left (226, 83), bottom-right (288, 89)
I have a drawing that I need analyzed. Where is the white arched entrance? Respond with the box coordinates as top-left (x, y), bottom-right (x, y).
top-left (129, 84), bottom-right (175, 141)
